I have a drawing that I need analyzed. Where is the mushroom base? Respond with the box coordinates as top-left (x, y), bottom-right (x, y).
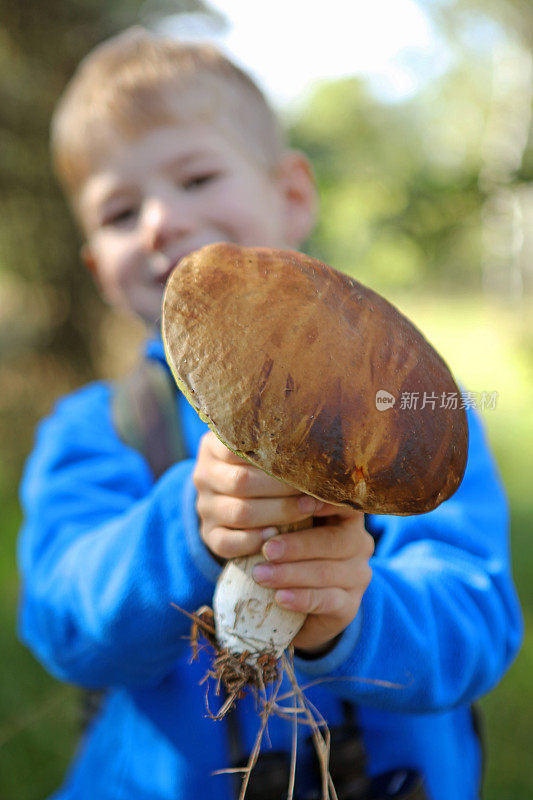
top-left (186, 603), bottom-right (281, 719)
top-left (208, 645), bottom-right (281, 718)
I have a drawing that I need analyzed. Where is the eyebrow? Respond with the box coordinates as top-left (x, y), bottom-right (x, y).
top-left (164, 150), bottom-right (219, 173)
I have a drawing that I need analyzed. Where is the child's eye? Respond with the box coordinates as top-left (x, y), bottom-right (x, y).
top-left (103, 208), bottom-right (137, 227)
top-left (182, 171), bottom-right (220, 191)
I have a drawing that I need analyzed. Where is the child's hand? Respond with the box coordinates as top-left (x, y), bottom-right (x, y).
top-left (193, 431), bottom-right (374, 655)
top-left (254, 507), bottom-right (373, 654)
top-left (193, 432), bottom-right (324, 560)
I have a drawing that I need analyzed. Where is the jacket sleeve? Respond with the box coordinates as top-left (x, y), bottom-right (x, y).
top-left (17, 382), bottom-right (221, 689)
top-left (294, 407), bottom-right (523, 713)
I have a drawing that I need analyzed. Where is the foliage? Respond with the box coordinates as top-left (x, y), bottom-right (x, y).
top-left (426, 0), bottom-right (533, 49)
top-left (289, 57), bottom-right (509, 294)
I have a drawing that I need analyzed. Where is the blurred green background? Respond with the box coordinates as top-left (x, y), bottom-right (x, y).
top-left (0, 1), bottom-right (531, 798)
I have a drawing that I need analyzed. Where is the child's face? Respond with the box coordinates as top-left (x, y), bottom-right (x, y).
top-left (78, 123), bottom-right (315, 326)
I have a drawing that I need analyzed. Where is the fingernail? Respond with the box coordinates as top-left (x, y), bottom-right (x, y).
top-left (276, 590), bottom-right (296, 607)
top-left (261, 526), bottom-right (278, 541)
top-left (252, 564), bottom-right (274, 583)
top-left (299, 496), bottom-right (322, 514)
top-left (263, 539), bottom-right (285, 560)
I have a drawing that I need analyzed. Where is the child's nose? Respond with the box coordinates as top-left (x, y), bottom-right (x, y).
top-left (143, 195), bottom-right (194, 251)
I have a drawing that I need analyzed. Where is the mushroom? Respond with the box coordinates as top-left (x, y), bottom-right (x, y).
top-left (162, 242), bottom-right (468, 672)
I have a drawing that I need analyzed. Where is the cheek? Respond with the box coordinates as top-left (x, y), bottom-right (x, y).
top-left (210, 178), bottom-right (285, 242)
top-left (93, 236), bottom-right (141, 288)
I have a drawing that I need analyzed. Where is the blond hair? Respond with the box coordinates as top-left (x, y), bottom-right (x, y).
top-left (51, 27), bottom-right (285, 201)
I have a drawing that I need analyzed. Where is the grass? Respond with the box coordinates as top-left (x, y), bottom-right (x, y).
top-left (392, 291), bottom-right (533, 800)
top-left (0, 496), bottom-right (79, 800)
top-left (0, 290), bottom-right (531, 799)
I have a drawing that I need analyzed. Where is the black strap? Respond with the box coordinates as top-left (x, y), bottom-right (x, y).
top-left (112, 359), bottom-right (188, 478)
top-left (471, 702), bottom-right (486, 798)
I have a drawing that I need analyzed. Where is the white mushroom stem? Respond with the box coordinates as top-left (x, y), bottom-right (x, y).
top-left (213, 519), bottom-right (310, 663)
top-left (213, 554), bottom-right (305, 661)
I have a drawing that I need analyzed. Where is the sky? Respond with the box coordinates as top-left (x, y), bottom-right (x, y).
top-left (156, 0), bottom-right (454, 113)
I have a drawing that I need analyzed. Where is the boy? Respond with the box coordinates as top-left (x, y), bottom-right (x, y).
top-left (18, 27), bottom-right (522, 800)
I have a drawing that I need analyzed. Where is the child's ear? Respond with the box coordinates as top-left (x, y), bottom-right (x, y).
top-left (275, 150), bottom-right (318, 247)
top-left (81, 244), bottom-right (111, 302)
top-left (81, 243), bottom-right (98, 276)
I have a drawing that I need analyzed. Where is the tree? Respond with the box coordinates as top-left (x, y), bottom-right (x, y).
top-left (421, 0), bottom-right (533, 296)
top-left (0, 0), bottom-right (215, 490)
top-left (289, 65), bottom-right (492, 293)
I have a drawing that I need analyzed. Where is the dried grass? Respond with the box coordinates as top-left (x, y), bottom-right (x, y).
top-left (172, 602), bottom-right (338, 800)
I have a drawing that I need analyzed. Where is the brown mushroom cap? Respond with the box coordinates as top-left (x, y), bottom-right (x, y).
top-left (162, 243), bottom-right (468, 515)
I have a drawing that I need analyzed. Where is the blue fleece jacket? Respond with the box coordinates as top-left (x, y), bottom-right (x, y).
top-left (18, 338), bottom-right (522, 800)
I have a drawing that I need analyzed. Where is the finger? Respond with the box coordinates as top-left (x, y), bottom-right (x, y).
top-left (261, 521), bottom-right (374, 563)
top-left (203, 526), bottom-right (264, 560)
top-left (252, 558), bottom-right (372, 592)
top-left (195, 458), bottom-right (299, 499)
top-left (275, 586), bottom-right (349, 616)
top-left (199, 492), bottom-right (323, 531)
top-left (203, 431), bottom-right (249, 465)
top-left (312, 503), bottom-right (364, 519)
top-left (291, 598), bottom-right (360, 651)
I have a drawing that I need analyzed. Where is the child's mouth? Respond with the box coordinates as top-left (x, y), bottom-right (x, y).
top-left (157, 242), bottom-right (229, 286)
top-left (157, 259), bottom-right (183, 286)
top-left (158, 268), bottom-right (174, 287)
